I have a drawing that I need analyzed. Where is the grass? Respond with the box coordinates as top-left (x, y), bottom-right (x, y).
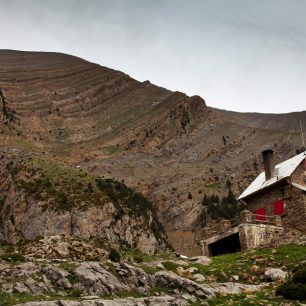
top-left (0, 293), bottom-right (83, 306)
top-left (0, 252), bottom-right (26, 263)
top-left (59, 261), bottom-right (76, 274)
top-left (104, 145), bottom-right (123, 155)
top-left (206, 183), bottom-right (222, 191)
top-left (122, 248), bottom-right (156, 263)
top-left (207, 287), bottom-right (301, 305)
top-left (162, 261), bottom-right (180, 272)
top-left (14, 140), bottom-right (37, 153)
top-left (186, 245), bottom-right (306, 284)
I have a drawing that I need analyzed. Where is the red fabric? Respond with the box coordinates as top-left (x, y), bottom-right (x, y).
top-left (255, 207), bottom-right (266, 221)
top-left (274, 199), bottom-right (285, 215)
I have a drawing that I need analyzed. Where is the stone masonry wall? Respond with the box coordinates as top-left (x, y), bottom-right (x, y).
top-left (282, 185), bottom-right (306, 232)
top-left (239, 223), bottom-right (284, 251)
top-left (245, 182), bottom-right (285, 216)
top-left (291, 162), bottom-right (306, 185)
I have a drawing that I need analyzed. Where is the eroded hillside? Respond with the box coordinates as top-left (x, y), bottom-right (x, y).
top-left (1, 50), bottom-right (306, 255)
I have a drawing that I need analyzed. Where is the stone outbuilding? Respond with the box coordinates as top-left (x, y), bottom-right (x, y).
top-left (238, 150), bottom-right (306, 233)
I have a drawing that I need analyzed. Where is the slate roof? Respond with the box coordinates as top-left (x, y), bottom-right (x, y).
top-left (292, 182), bottom-right (306, 192)
top-left (238, 151), bottom-right (306, 200)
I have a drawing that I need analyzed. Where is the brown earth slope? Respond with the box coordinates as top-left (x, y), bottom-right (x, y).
top-left (1, 50), bottom-right (305, 255)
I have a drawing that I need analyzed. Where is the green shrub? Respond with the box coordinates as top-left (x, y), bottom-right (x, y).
top-left (68, 289), bottom-right (83, 297)
top-left (134, 256), bottom-right (143, 263)
top-left (276, 263), bottom-right (306, 300)
top-left (276, 282), bottom-right (306, 300)
top-left (109, 248), bottom-right (121, 262)
top-left (292, 264), bottom-right (306, 283)
top-left (1, 252), bottom-right (26, 262)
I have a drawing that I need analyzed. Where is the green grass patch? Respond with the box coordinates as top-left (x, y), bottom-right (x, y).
top-left (206, 183), bottom-right (222, 190)
top-left (0, 252), bottom-right (25, 263)
top-left (104, 145), bottom-right (123, 155)
top-left (188, 245), bottom-right (306, 284)
top-left (14, 140), bottom-right (36, 153)
top-left (0, 292), bottom-right (83, 306)
top-left (59, 261), bottom-right (76, 274)
top-left (208, 287), bottom-right (300, 305)
top-left (162, 261), bottom-right (180, 272)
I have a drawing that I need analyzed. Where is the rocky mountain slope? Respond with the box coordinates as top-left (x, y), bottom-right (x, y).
top-left (1, 50), bottom-right (306, 255)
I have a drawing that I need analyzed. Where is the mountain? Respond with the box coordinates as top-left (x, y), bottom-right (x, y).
top-left (1, 50), bottom-right (306, 255)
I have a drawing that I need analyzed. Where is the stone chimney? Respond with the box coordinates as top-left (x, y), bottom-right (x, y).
top-left (262, 149), bottom-right (275, 180)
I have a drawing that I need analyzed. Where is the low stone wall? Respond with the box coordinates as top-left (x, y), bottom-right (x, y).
top-left (239, 223), bottom-right (284, 251)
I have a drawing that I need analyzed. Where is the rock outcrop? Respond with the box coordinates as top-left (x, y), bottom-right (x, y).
top-left (0, 153), bottom-right (168, 255)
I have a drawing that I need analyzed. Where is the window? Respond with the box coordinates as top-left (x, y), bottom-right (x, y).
top-left (255, 207), bottom-right (266, 221)
top-left (274, 199), bottom-right (285, 216)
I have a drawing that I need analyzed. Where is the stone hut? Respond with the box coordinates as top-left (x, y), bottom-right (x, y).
top-left (238, 150), bottom-right (306, 233)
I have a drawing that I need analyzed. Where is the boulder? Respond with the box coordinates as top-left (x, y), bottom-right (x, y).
top-left (213, 282), bottom-right (267, 294)
top-left (154, 270), bottom-right (216, 298)
top-left (193, 273), bottom-right (206, 282)
top-left (189, 256), bottom-right (212, 266)
top-left (74, 262), bottom-right (128, 295)
top-left (264, 268), bottom-right (288, 281)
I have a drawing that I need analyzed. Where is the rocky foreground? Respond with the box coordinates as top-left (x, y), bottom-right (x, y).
top-left (0, 239), bottom-right (305, 306)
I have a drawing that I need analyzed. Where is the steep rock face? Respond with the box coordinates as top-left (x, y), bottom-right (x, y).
top-left (0, 152), bottom-right (167, 254)
top-left (1, 50), bottom-right (306, 255)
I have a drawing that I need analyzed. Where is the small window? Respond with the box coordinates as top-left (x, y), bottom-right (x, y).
top-left (274, 199), bottom-right (285, 216)
top-left (255, 207), bottom-right (266, 221)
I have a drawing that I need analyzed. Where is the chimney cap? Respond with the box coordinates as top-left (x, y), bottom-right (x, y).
top-left (262, 148), bottom-right (274, 154)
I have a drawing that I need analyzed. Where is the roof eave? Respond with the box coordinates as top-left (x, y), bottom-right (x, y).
top-left (238, 176), bottom-right (288, 201)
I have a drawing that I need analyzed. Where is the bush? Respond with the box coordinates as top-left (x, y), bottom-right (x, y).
top-left (1, 252), bottom-right (26, 262)
top-left (134, 256), bottom-right (143, 263)
top-left (202, 188), bottom-right (242, 221)
top-left (276, 264), bottom-right (306, 301)
top-left (109, 248), bottom-right (121, 262)
top-left (292, 264), bottom-right (306, 283)
top-left (68, 289), bottom-right (83, 297)
top-left (276, 282), bottom-right (306, 300)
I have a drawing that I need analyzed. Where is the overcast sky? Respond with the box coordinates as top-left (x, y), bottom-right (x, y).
top-left (1, 0), bottom-right (306, 113)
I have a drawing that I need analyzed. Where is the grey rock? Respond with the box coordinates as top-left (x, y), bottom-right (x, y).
top-left (181, 293), bottom-right (197, 302)
top-left (16, 295), bottom-right (189, 306)
top-left (43, 266), bottom-right (72, 289)
top-left (74, 261), bottom-right (129, 295)
top-left (193, 273), bottom-right (206, 282)
top-left (264, 268), bottom-right (288, 281)
top-left (213, 282), bottom-right (267, 294)
top-left (13, 282), bottom-right (31, 294)
top-left (155, 271), bottom-right (216, 298)
top-left (189, 256), bottom-right (212, 266)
